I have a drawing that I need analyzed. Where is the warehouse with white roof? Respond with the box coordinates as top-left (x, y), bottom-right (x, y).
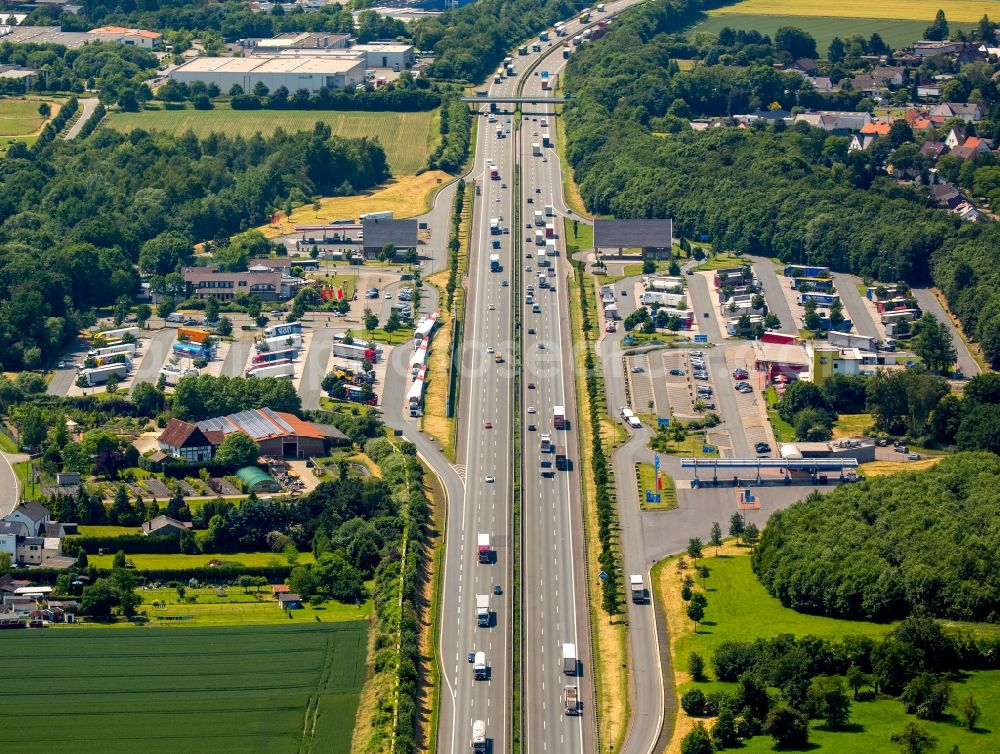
top-left (170, 55), bottom-right (366, 94)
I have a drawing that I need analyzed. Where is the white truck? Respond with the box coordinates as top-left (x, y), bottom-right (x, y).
top-left (563, 685), bottom-right (580, 715)
top-left (473, 651), bottom-right (488, 680)
top-left (78, 362), bottom-right (130, 387)
top-left (532, 142), bottom-right (541, 156)
top-left (96, 326), bottom-right (140, 342)
top-left (562, 642), bottom-right (577, 675)
top-left (360, 210), bottom-right (393, 221)
top-left (540, 433), bottom-right (552, 452)
top-left (828, 330), bottom-right (878, 351)
top-left (159, 365), bottom-right (199, 386)
top-left (545, 204), bottom-right (554, 216)
top-left (88, 342), bottom-right (137, 359)
top-left (534, 210), bottom-right (544, 227)
top-left (471, 720), bottom-right (487, 752)
top-left (476, 594), bottom-right (491, 627)
top-left (477, 532), bottom-right (491, 563)
top-left (245, 361), bottom-right (294, 379)
top-left (630, 573), bottom-right (647, 603)
top-left (257, 333), bottom-right (303, 352)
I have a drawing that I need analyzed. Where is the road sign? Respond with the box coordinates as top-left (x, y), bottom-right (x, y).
top-left (658, 417), bottom-right (670, 428)
top-left (645, 490), bottom-right (661, 503)
top-left (599, 571), bottom-right (608, 581)
top-left (702, 444), bottom-right (716, 454)
top-left (694, 334), bottom-right (708, 344)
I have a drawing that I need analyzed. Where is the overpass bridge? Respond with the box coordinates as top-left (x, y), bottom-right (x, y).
top-left (462, 95), bottom-right (570, 105)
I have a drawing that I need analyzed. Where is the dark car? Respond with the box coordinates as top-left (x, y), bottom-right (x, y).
top-left (528, 423), bottom-right (536, 431)
top-left (493, 584), bottom-right (502, 595)
top-left (669, 369), bottom-right (684, 376)
top-left (755, 442), bottom-right (771, 454)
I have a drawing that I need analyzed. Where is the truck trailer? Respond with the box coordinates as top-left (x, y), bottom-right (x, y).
top-left (477, 533), bottom-right (491, 564)
top-left (562, 643), bottom-right (577, 674)
top-left (828, 331), bottom-right (878, 351)
top-left (264, 321), bottom-right (302, 339)
top-left (78, 362), bottom-right (130, 387)
top-left (245, 361), bottom-right (294, 379)
top-left (473, 652), bottom-right (488, 680)
top-left (331, 342), bottom-right (381, 363)
top-left (476, 594), bottom-right (491, 627)
top-left (257, 333), bottom-right (303, 352)
top-left (630, 574), bottom-right (647, 603)
top-left (532, 142), bottom-right (541, 156)
top-left (553, 406), bottom-right (566, 429)
top-left (472, 720), bottom-right (487, 752)
top-left (88, 343), bottom-right (137, 359)
top-left (96, 326), bottom-right (139, 343)
top-left (563, 685), bottom-right (580, 715)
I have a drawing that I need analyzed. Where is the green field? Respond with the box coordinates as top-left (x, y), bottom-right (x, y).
top-left (660, 551), bottom-right (1000, 753)
top-left (708, 0), bottom-right (995, 23)
top-left (0, 97), bottom-right (46, 137)
top-left (106, 106), bottom-right (441, 175)
top-left (88, 551), bottom-right (316, 570)
top-left (0, 623), bottom-right (367, 753)
top-left (692, 15), bottom-right (971, 55)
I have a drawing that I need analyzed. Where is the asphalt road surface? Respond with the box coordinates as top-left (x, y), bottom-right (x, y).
top-left (911, 287), bottom-right (981, 378)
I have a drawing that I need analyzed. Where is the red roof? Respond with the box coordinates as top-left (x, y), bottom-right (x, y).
top-left (860, 122), bottom-right (891, 136)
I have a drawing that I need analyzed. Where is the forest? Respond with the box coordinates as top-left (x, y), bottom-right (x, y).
top-left (563, 0), bottom-right (1000, 367)
top-left (0, 124), bottom-right (387, 369)
top-left (751, 453), bottom-right (1000, 622)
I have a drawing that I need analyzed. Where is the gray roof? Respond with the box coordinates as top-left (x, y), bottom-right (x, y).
top-left (362, 219), bottom-right (418, 249)
top-left (594, 219), bottom-right (673, 249)
top-left (0, 521), bottom-right (27, 537)
top-left (10, 500), bottom-right (49, 523)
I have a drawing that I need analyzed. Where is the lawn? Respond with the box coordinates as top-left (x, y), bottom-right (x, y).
top-left (564, 217), bottom-right (593, 254)
top-left (693, 253), bottom-right (747, 272)
top-left (637, 461), bottom-right (678, 510)
top-left (256, 170), bottom-right (452, 239)
top-left (833, 412), bottom-right (872, 438)
top-left (693, 15), bottom-right (962, 53)
top-left (656, 548), bottom-right (999, 753)
top-left (0, 622), bottom-right (368, 753)
top-left (0, 97), bottom-right (50, 137)
top-left (106, 105), bottom-right (441, 175)
top-left (650, 428), bottom-right (720, 457)
top-left (707, 0), bottom-right (991, 23)
top-left (88, 551), bottom-right (316, 571)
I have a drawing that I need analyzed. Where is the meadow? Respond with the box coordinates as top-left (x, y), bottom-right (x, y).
top-left (87, 551), bottom-right (316, 570)
top-left (106, 106), bottom-right (441, 175)
top-left (693, 15), bottom-right (947, 54)
top-left (708, 0), bottom-right (996, 24)
top-left (656, 547), bottom-right (1000, 753)
top-left (0, 97), bottom-right (47, 137)
top-left (0, 622), bottom-right (368, 753)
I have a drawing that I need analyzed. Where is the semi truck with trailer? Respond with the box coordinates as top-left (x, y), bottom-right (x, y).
top-left (545, 204), bottom-right (554, 216)
top-left (540, 433), bottom-right (552, 452)
top-left (534, 210), bottom-right (544, 226)
top-left (532, 142), bottom-right (541, 156)
top-left (472, 720), bottom-right (487, 752)
top-left (828, 331), bottom-right (878, 351)
top-left (562, 643), bottom-right (577, 674)
top-left (78, 362), bottom-right (130, 387)
top-left (96, 326), bottom-right (140, 343)
top-left (563, 685), bottom-right (580, 715)
top-left (88, 343), bottom-right (137, 359)
top-left (489, 254), bottom-right (501, 272)
top-left (476, 594), bottom-right (491, 627)
top-left (477, 533), bottom-right (491, 564)
top-left (258, 333), bottom-right (303, 352)
top-left (553, 406), bottom-right (566, 429)
top-left (555, 446), bottom-right (567, 470)
top-left (360, 210), bottom-right (393, 221)
top-left (177, 327), bottom-right (212, 344)
top-left (630, 574), bottom-right (647, 603)
top-left (331, 342), bottom-right (380, 363)
top-left (252, 348), bottom-right (297, 365)
top-left (245, 361), bottom-right (294, 379)
top-left (473, 652), bottom-right (488, 680)
top-left (539, 30), bottom-right (550, 41)
top-left (159, 365), bottom-right (199, 386)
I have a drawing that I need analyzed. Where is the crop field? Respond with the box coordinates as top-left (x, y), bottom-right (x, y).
top-left (693, 15), bottom-right (946, 53)
top-left (0, 622), bottom-right (368, 753)
top-left (106, 106), bottom-right (440, 175)
top-left (709, 0), bottom-right (997, 23)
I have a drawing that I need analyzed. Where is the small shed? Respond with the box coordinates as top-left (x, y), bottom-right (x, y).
top-left (236, 466), bottom-right (281, 493)
top-left (278, 593), bottom-right (303, 610)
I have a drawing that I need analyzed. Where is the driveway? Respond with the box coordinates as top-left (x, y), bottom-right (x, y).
top-left (63, 97), bottom-right (100, 140)
top-left (911, 288), bottom-right (981, 377)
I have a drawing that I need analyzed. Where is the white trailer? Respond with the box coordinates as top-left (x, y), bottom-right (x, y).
top-left (360, 210), bottom-right (393, 221)
top-left (79, 362), bottom-right (130, 386)
top-left (473, 651), bottom-right (488, 680)
top-left (476, 594), bottom-right (490, 627)
top-left (471, 720), bottom-right (487, 752)
top-left (630, 574), bottom-right (647, 603)
top-left (545, 204), bottom-right (554, 216)
top-left (257, 333), bottom-right (303, 352)
top-left (532, 142), bottom-right (541, 156)
top-left (562, 642), bottom-right (577, 675)
top-left (534, 210), bottom-right (544, 227)
top-left (563, 685), bottom-right (580, 715)
top-left (88, 342), bottom-right (137, 359)
top-left (245, 361), bottom-right (294, 379)
top-left (96, 326), bottom-right (140, 342)
top-left (159, 365), bottom-right (199, 386)
top-left (828, 331), bottom-right (878, 351)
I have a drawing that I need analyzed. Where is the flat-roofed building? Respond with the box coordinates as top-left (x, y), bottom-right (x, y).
top-left (170, 55), bottom-right (366, 94)
top-left (594, 219), bottom-right (673, 260)
top-left (181, 266), bottom-right (282, 301)
top-left (253, 32), bottom-right (351, 52)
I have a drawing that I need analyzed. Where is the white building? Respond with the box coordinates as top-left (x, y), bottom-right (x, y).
top-left (170, 55), bottom-right (366, 94)
top-left (253, 42), bottom-right (415, 70)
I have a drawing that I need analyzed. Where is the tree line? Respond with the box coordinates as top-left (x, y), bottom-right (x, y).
top-left (563, 0), bottom-right (1000, 368)
top-left (752, 453), bottom-right (1000, 622)
top-left (0, 124), bottom-right (388, 369)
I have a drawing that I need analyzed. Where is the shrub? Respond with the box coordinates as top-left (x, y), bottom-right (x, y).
top-left (681, 688), bottom-right (707, 716)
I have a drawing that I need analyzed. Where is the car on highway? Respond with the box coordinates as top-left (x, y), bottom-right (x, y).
top-left (755, 442), bottom-right (772, 454)
top-left (484, 421), bottom-right (493, 429)
top-left (528, 327), bottom-right (536, 334)
top-left (366, 288), bottom-right (379, 298)
top-left (536, 187), bottom-right (542, 193)
top-left (691, 351), bottom-right (704, 357)
top-left (669, 369), bottom-right (684, 376)
top-left (621, 289), bottom-right (628, 296)
top-left (501, 182), bottom-right (507, 189)
top-left (502, 280), bottom-right (509, 287)
top-left (486, 346), bottom-right (495, 354)
top-left (493, 584), bottom-right (503, 595)
top-left (527, 406), bottom-right (536, 414)
top-left (468, 652), bottom-right (476, 662)
top-left (489, 304), bottom-right (495, 310)
top-left (527, 423), bottom-right (536, 431)
top-left (485, 475), bottom-right (495, 483)
top-left (528, 382), bottom-right (535, 388)
top-left (537, 342), bottom-right (545, 349)
top-left (527, 197), bottom-right (533, 203)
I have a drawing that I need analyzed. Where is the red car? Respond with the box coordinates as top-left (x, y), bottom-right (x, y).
top-left (483, 421), bottom-right (493, 429)
top-left (732, 370), bottom-right (749, 380)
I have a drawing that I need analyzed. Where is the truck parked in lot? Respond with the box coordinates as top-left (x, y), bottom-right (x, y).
top-left (258, 333), bottom-right (303, 352)
top-left (79, 362), bottom-right (130, 387)
top-left (264, 322), bottom-right (302, 339)
top-left (827, 331), bottom-right (878, 351)
top-left (563, 685), bottom-right (580, 715)
top-left (331, 342), bottom-right (380, 363)
top-left (476, 594), bottom-right (491, 627)
top-left (245, 361), bottom-right (294, 379)
top-left (478, 533), bottom-right (491, 563)
top-left (630, 574), bottom-right (647, 603)
top-left (88, 343), bottom-right (137, 359)
top-left (360, 210), bottom-right (393, 221)
top-left (563, 643), bottom-right (577, 674)
top-left (97, 326), bottom-right (140, 343)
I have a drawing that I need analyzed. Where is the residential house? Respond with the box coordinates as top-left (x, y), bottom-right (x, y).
top-left (948, 136), bottom-right (991, 161)
top-left (181, 267), bottom-right (282, 302)
top-left (4, 501), bottom-right (50, 537)
top-left (849, 134), bottom-right (879, 152)
top-left (956, 44), bottom-right (987, 66)
top-left (954, 201), bottom-right (982, 221)
top-left (0, 575), bottom-right (30, 596)
top-left (794, 111), bottom-right (872, 132)
top-left (912, 40), bottom-right (963, 57)
top-left (944, 126), bottom-right (966, 148)
top-left (43, 522), bottom-right (77, 538)
top-left (919, 141), bottom-right (947, 160)
top-left (806, 76), bottom-right (835, 92)
top-left (87, 25), bottom-right (162, 48)
top-left (0, 521), bottom-right (27, 561)
top-left (141, 515), bottom-right (194, 536)
top-left (930, 182), bottom-right (964, 209)
top-left (917, 81), bottom-right (942, 99)
top-left (15, 537), bottom-right (44, 566)
top-left (156, 418), bottom-right (221, 462)
top-left (851, 67), bottom-right (904, 96)
top-left (791, 58), bottom-right (818, 74)
top-left (930, 103), bottom-right (982, 123)
top-left (860, 122), bottom-right (892, 137)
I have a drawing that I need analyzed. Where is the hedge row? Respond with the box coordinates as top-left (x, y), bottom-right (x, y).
top-left (3, 564), bottom-right (292, 584)
top-left (32, 96), bottom-right (78, 155)
top-left (76, 102), bottom-right (107, 139)
top-left (64, 535), bottom-right (181, 555)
